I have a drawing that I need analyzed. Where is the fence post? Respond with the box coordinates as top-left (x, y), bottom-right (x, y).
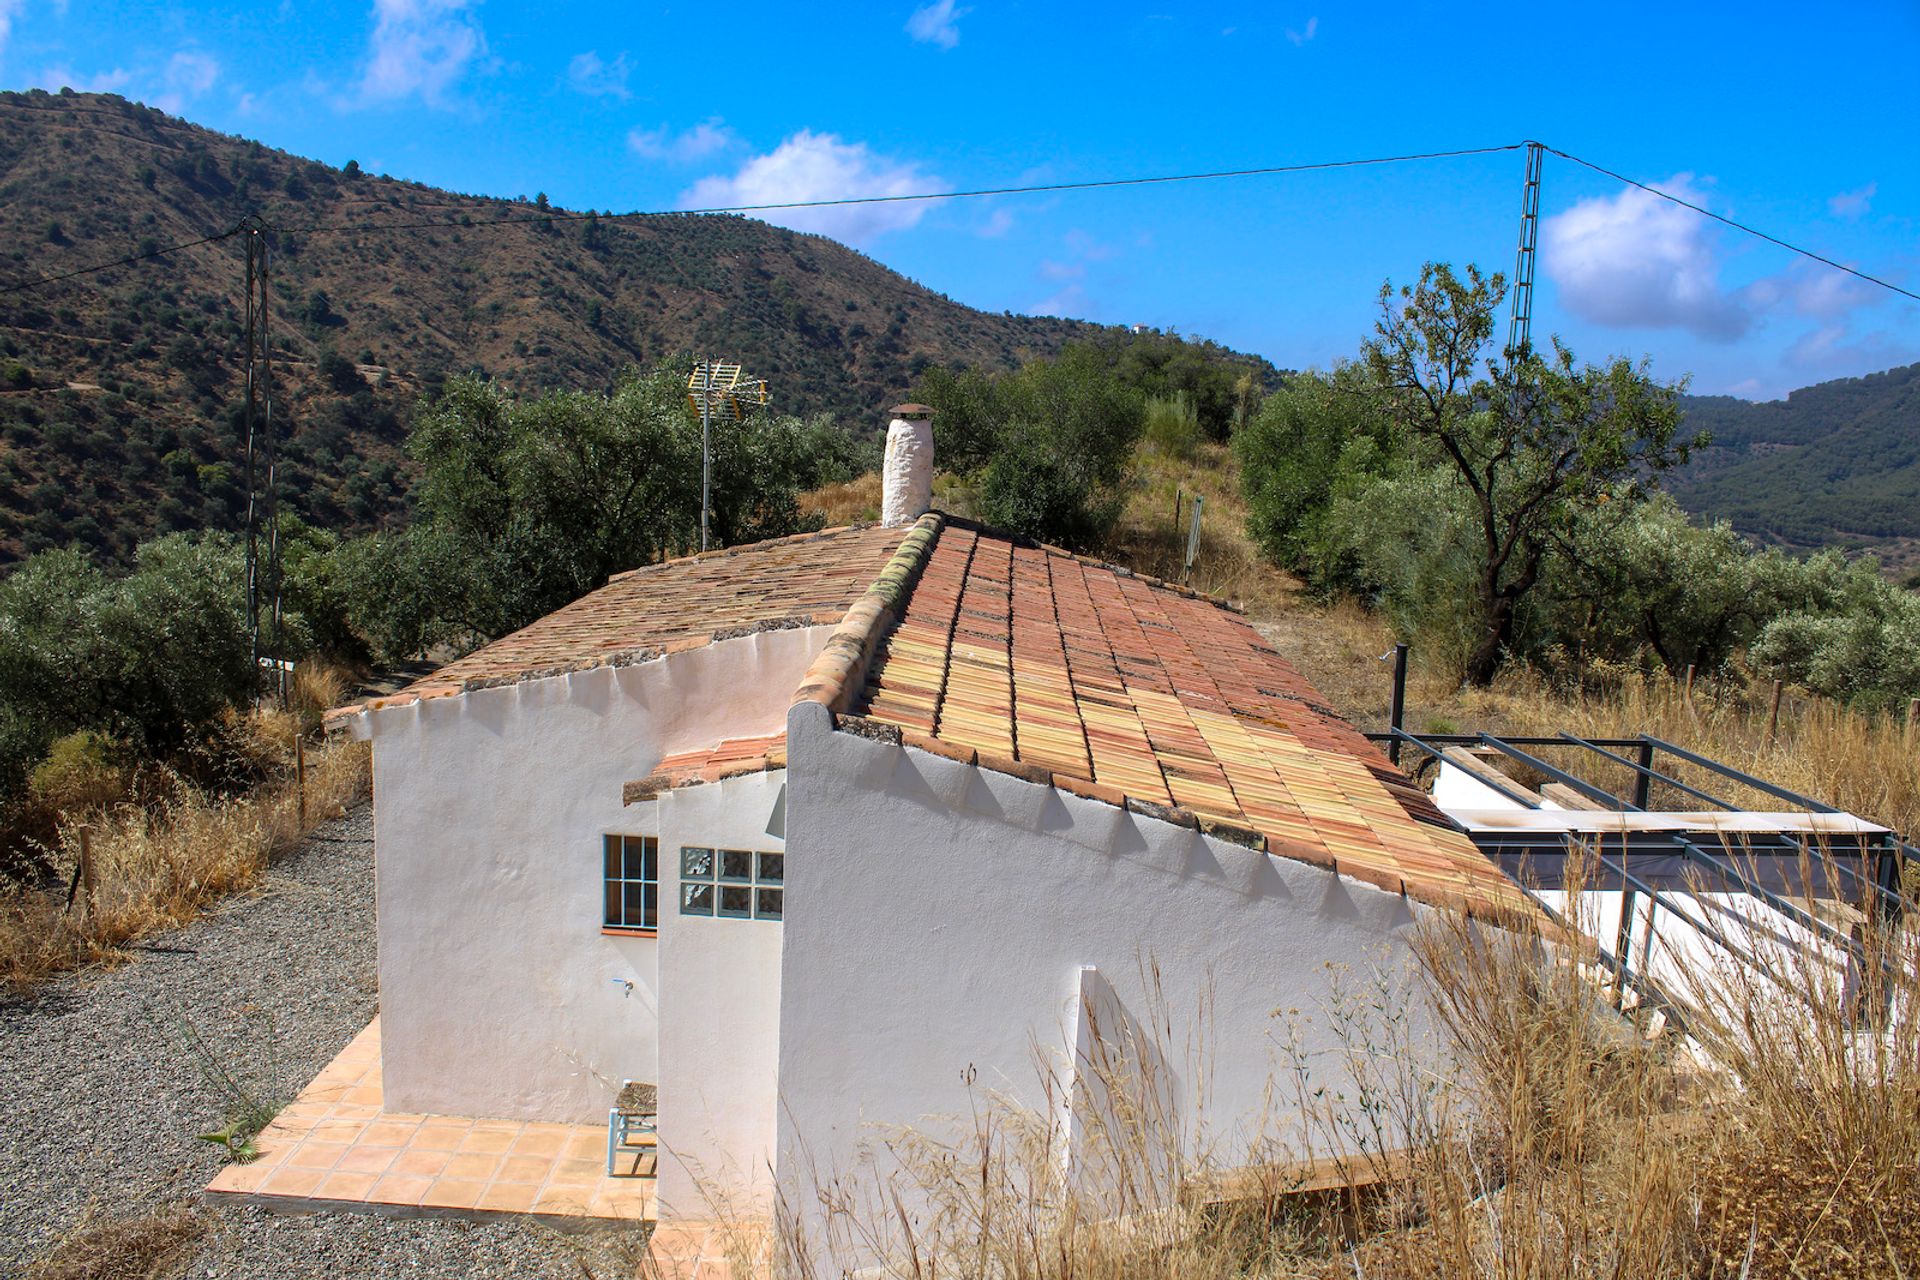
top-left (77, 825), bottom-right (97, 923)
top-left (1765, 679), bottom-right (1784, 747)
top-left (295, 733), bottom-right (308, 831)
top-left (1682, 664), bottom-right (1696, 709)
top-left (1182, 494), bottom-right (1204, 584)
top-left (1907, 697), bottom-right (1918, 746)
top-left (1387, 643), bottom-right (1409, 765)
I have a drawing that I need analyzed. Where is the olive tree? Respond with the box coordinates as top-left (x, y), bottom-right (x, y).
top-left (1364, 263), bottom-right (1699, 684)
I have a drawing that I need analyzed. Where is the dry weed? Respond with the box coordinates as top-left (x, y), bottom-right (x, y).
top-left (20, 1204), bottom-right (206, 1280)
top-left (0, 725), bottom-right (369, 993)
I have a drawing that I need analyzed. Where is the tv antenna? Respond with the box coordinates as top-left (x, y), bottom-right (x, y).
top-left (687, 361), bottom-right (769, 551)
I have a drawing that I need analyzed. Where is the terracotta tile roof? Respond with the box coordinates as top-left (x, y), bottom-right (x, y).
top-left (848, 520), bottom-right (1534, 921)
top-left (624, 733), bottom-right (788, 804)
top-left (339, 525), bottom-right (909, 717)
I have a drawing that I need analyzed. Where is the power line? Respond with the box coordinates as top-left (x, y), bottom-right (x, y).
top-left (1545, 145), bottom-right (1920, 305)
top-left (277, 144), bottom-right (1528, 235)
top-left (0, 224), bottom-right (244, 296)
top-left (3, 140), bottom-right (1913, 313)
top-left (0, 145), bottom-right (1527, 292)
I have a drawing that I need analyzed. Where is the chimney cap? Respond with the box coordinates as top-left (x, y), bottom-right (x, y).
top-left (889, 402), bottom-right (936, 419)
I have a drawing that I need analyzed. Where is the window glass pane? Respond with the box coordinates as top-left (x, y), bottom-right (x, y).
top-left (721, 850), bottom-right (753, 882)
top-left (641, 837), bottom-right (658, 883)
top-left (603, 835), bottom-right (620, 881)
top-left (756, 887), bottom-right (784, 920)
top-left (604, 879), bottom-right (621, 926)
top-left (642, 884), bottom-right (658, 928)
top-left (756, 852), bottom-right (784, 883)
top-left (623, 837), bottom-right (649, 880)
top-left (682, 882), bottom-right (715, 915)
top-left (719, 885), bottom-right (752, 917)
top-left (682, 847), bottom-right (715, 880)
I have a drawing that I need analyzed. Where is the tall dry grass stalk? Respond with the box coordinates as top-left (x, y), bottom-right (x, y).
top-left (0, 719), bottom-right (369, 994)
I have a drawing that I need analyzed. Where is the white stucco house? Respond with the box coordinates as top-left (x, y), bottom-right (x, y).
top-left (332, 407), bottom-right (1538, 1228)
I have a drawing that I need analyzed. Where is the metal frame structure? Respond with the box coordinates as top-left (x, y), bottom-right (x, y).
top-left (1367, 728), bottom-right (1917, 1029)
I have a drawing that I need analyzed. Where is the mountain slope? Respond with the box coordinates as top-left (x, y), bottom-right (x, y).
top-left (1671, 362), bottom-right (1920, 571)
top-left (0, 90), bottom-right (1163, 563)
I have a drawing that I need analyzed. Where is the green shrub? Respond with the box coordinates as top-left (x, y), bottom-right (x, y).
top-left (339, 364), bottom-right (854, 660)
top-left (913, 343), bottom-right (1145, 550)
top-left (29, 730), bottom-right (132, 816)
top-left (1142, 392), bottom-right (1200, 460)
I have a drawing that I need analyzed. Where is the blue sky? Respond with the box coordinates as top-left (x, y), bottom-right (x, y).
top-left (5, 0), bottom-right (1917, 399)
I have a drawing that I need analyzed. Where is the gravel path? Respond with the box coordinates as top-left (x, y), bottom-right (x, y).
top-left (0, 804), bottom-right (642, 1279)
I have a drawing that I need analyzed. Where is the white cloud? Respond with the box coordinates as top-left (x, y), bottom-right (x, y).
top-left (678, 130), bottom-right (947, 244)
top-left (1828, 182), bottom-right (1875, 220)
top-left (567, 49), bottom-right (629, 99)
top-left (1031, 282), bottom-right (1090, 319)
top-left (1029, 228), bottom-right (1120, 318)
top-left (906, 0), bottom-right (970, 49)
top-left (0, 0), bottom-right (24, 60)
top-left (152, 49), bottom-right (218, 112)
top-left (1543, 174), bottom-right (1894, 345)
top-left (1781, 322), bottom-right (1918, 380)
top-left (1743, 262), bottom-right (1878, 321)
top-left (356, 0), bottom-right (486, 107)
top-left (978, 206), bottom-right (1017, 238)
top-left (630, 118), bottom-right (737, 165)
top-left (32, 64), bottom-right (133, 93)
top-left (1286, 16), bottom-right (1318, 45)
top-left (167, 50), bottom-right (219, 96)
top-left (1540, 174), bottom-right (1751, 340)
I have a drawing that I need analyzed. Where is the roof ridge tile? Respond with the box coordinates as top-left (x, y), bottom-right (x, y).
top-left (791, 512), bottom-right (945, 714)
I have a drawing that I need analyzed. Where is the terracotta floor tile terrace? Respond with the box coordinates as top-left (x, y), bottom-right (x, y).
top-left (206, 1020), bottom-right (655, 1226)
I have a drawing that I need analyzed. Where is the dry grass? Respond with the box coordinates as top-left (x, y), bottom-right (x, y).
top-left (0, 714), bottom-right (370, 994)
top-left (1103, 440), bottom-right (1304, 617)
top-left (20, 1204), bottom-right (206, 1280)
top-left (769, 885), bottom-right (1919, 1279)
top-left (799, 473), bottom-right (883, 527)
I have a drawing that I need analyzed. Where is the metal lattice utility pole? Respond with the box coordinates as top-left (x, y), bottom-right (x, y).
top-left (1507, 140), bottom-right (1544, 361)
top-left (239, 218), bottom-right (283, 693)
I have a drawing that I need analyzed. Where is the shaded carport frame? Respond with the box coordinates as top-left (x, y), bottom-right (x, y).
top-left (1367, 730), bottom-right (1917, 1029)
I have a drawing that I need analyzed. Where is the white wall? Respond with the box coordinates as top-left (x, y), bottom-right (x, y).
top-left (654, 770), bottom-right (788, 1219)
top-left (360, 625), bottom-right (834, 1124)
top-left (775, 700), bottom-right (1441, 1240)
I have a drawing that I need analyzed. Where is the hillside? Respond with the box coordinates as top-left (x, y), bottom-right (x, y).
top-left (0, 90), bottom-right (1276, 564)
top-left (1671, 362), bottom-right (1920, 572)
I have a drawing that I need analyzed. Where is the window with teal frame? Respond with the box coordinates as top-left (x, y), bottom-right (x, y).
top-left (680, 846), bottom-right (783, 920)
top-left (603, 834), bottom-right (658, 930)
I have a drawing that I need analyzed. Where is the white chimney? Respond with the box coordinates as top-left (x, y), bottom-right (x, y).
top-left (880, 403), bottom-right (935, 527)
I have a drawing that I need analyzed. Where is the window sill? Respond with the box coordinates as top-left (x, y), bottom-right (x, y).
top-left (601, 926), bottom-right (658, 938)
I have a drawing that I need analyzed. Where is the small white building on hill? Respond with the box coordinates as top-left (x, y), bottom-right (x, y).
top-left (332, 407), bottom-right (1538, 1226)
